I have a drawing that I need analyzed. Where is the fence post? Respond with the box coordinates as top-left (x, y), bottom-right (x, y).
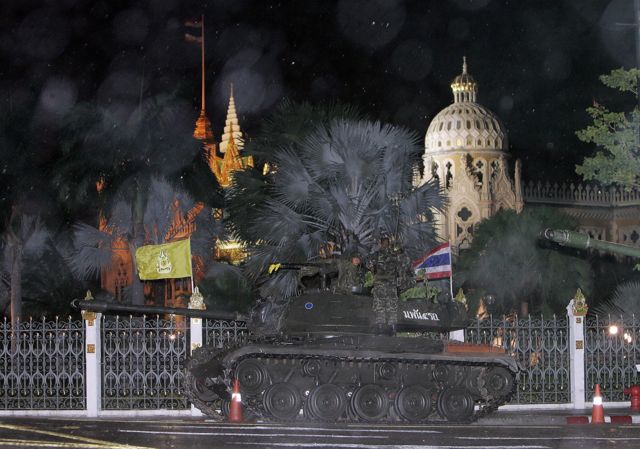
top-left (82, 306), bottom-right (102, 417)
top-left (567, 289), bottom-right (588, 410)
top-left (189, 288), bottom-right (205, 417)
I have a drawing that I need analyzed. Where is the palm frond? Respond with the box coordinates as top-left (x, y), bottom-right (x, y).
top-left (69, 223), bottom-right (117, 279)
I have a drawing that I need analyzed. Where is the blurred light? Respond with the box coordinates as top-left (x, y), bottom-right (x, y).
top-left (609, 325), bottom-right (619, 336)
top-left (168, 333), bottom-right (177, 341)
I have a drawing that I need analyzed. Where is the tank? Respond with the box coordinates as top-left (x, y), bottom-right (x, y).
top-left (73, 288), bottom-right (519, 424)
top-left (542, 228), bottom-right (640, 258)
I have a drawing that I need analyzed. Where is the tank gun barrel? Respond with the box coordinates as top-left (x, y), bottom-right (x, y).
top-left (71, 299), bottom-right (247, 321)
top-left (542, 228), bottom-right (640, 259)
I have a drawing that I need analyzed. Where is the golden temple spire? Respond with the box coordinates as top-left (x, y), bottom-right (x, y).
top-left (219, 85), bottom-right (243, 154)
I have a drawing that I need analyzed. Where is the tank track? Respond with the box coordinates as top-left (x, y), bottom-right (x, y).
top-left (224, 348), bottom-right (516, 424)
top-left (184, 342), bottom-right (243, 420)
top-left (186, 339), bottom-right (517, 424)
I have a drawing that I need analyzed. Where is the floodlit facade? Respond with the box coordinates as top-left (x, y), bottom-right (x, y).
top-left (418, 57), bottom-right (523, 250)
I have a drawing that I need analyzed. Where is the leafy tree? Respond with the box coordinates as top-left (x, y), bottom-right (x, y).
top-left (227, 115), bottom-right (445, 298)
top-left (456, 208), bottom-right (593, 317)
top-left (576, 68), bottom-right (640, 189)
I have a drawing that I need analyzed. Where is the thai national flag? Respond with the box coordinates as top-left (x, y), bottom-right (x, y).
top-left (412, 242), bottom-right (452, 281)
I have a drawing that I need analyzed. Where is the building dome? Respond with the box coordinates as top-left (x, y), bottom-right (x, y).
top-left (425, 57), bottom-right (507, 154)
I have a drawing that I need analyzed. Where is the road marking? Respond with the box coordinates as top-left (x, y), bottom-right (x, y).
top-left (231, 443), bottom-right (549, 449)
top-left (0, 438), bottom-right (110, 448)
top-left (458, 435), bottom-right (640, 441)
top-left (0, 424), bottom-right (153, 449)
top-left (148, 424), bottom-right (440, 434)
top-left (119, 429), bottom-right (387, 439)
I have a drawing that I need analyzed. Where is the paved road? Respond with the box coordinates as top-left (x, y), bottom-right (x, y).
top-left (0, 417), bottom-right (639, 449)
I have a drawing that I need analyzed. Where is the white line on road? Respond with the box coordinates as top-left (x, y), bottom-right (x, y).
top-left (118, 430), bottom-right (387, 439)
top-left (458, 436), bottom-right (640, 441)
top-left (149, 424), bottom-right (440, 434)
top-left (230, 443), bottom-right (549, 449)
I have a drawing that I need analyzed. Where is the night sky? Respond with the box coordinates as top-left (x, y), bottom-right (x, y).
top-left (1, 0), bottom-right (637, 182)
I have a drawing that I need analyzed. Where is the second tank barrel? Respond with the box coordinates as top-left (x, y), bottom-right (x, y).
top-left (542, 228), bottom-right (640, 259)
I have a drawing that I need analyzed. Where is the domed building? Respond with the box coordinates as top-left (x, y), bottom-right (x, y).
top-left (418, 57), bottom-right (523, 250)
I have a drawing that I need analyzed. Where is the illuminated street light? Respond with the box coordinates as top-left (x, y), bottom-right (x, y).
top-left (609, 324), bottom-right (619, 335)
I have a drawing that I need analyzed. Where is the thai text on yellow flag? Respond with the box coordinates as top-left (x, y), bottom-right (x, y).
top-left (135, 239), bottom-right (193, 280)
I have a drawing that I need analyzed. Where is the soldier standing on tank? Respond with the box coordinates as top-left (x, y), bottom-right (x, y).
top-left (333, 252), bottom-right (365, 294)
top-left (367, 236), bottom-right (400, 334)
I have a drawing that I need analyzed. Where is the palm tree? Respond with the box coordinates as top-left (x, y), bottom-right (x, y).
top-left (227, 116), bottom-right (446, 298)
top-left (1, 211), bottom-right (50, 327)
top-left (0, 94), bottom-right (56, 326)
top-left (593, 281), bottom-right (640, 317)
top-left (227, 100), bottom-right (364, 242)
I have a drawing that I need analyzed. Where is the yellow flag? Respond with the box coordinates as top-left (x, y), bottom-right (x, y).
top-left (268, 263), bottom-right (281, 274)
top-left (135, 239), bottom-right (193, 280)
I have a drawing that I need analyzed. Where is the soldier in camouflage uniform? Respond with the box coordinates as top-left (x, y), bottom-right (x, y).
top-left (367, 237), bottom-right (413, 334)
top-left (333, 253), bottom-right (365, 294)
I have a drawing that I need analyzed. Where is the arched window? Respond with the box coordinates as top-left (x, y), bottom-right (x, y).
top-left (466, 120), bottom-right (471, 129)
top-left (456, 121), bottom-right (461, 130)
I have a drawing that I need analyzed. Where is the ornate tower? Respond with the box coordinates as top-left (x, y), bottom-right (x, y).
top-left (419, 57), bottom-right (523, 250)
top-left (209, 86), bottom-right (254, 187)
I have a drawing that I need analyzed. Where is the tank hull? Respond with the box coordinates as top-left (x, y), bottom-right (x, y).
top-left (185, 335), bottom-right (518, 423)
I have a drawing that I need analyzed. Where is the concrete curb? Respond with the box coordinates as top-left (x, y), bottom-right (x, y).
top-left (566, 415), bottom-right (640, 424)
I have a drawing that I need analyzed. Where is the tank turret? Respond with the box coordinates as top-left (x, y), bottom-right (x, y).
top-left (542, 228), bottom-right (640, 259)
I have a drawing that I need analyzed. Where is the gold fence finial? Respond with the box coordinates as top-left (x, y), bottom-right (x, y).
top-left (571, 288), bottom-right (588, 316)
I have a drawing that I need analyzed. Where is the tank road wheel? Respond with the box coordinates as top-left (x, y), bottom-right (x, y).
top-left (351, 384), bottom-right (389, 422)
top-left (186, 373), bottom-right (217, 402)
top-left (305, 384), bottom-right (347, 421)
top-left (264, 383), bottom-right (302, 420)
top-left (436, 386), bottom-right (475, 423)
top-left (485, 367), bottom-right (514, 398)
top-left (395, 385), bottom-right (433, 422)
top-left (236, 360), bottom-right (268, 395)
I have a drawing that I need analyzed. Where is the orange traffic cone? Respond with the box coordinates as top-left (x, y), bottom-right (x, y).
top-left (228, 378), bottom-right (243, 423)
top-left (591, 384), bottom-right (605, 424)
